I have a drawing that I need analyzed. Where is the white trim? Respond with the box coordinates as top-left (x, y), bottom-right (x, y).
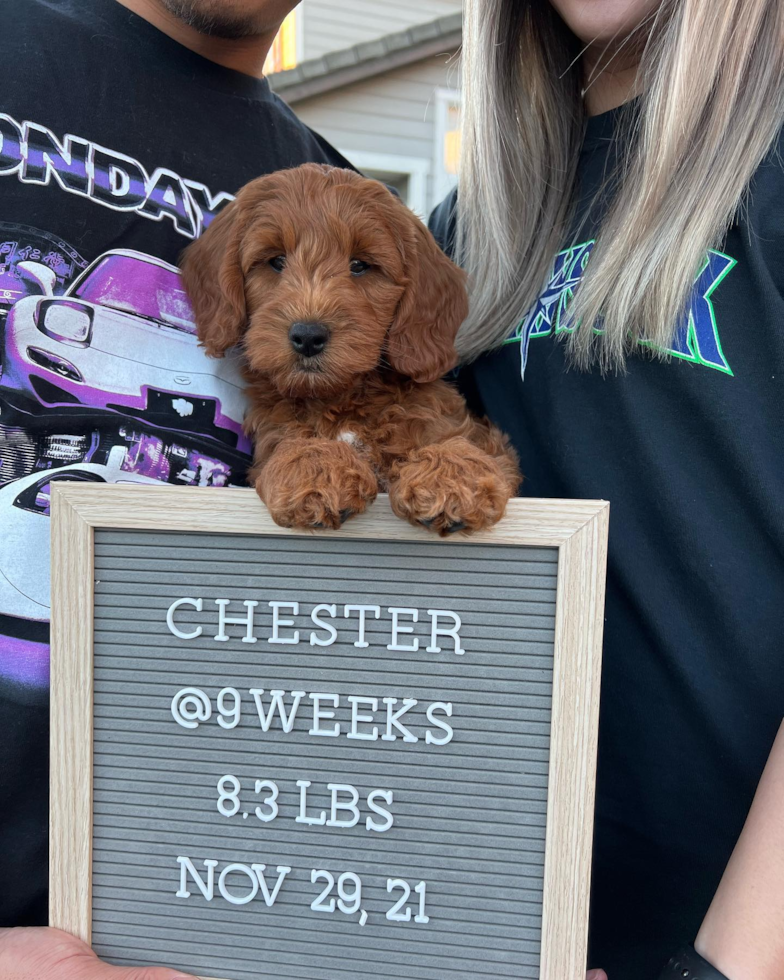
top-left (435, 86), bottom-right (462, 103)
top-left (338, 149), bottom-right (431, 218)
top-left (295, 1), bottom-right (305, 65)
top-left (433, 86), bottom-right (462, 206)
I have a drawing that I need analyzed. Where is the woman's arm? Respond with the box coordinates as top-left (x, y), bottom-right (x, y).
top-left (695, 720), bottom-right (784, 980)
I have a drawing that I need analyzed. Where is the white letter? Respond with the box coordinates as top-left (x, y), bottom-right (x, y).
top-left (310, 603), bottom-right (337, 646)
top-left (176, 855), bottom-right (217, 900)
top-left (171, 688), bottom-right (211, 729)
top-left (269, 601), bottom-right (299, 644)
top-left (296, 779), bottom-right (326, 826)
top-left (216, 687), bottom-right (240, 729)
top-left (425, 702), bottom-right (454, 745)
top-left (251, 864), bottom-right (291, 907)
top-left (387, 607), bottom-right (419, 651)
top-left (366, 789), bottom-right (394, 833)
top-left (166, 597), bottom-right (202, 639)
top-left (344, 604), bottom-right (380, 648)
top-left (426, 609), bottom-right (465, 655)
top-left (249, 689), bottom-right (305, 733)
top-left (218, 863), bottom-right (258, 906)
top-left (214, 598), bottom-right (258, 643)
top-left (347, 696), bottom-right (379, 741)
top-left (254, 779), bottom-right (279, 823)
top-left (309, 693), bottom-right (340, 737)
top-left (382, 698), bottom-right (419, 742)
top-left (327, 783), bottom-right (360, 828)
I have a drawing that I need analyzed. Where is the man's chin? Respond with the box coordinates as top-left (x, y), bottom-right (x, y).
top-left (159, 0), bottom-right (270, 39)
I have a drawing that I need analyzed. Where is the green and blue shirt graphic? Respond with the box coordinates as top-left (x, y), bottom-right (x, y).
top-left (508, 240), bottom-right (736, 377)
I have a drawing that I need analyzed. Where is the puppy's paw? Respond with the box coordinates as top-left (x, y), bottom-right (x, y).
top-left (389, 437), bottom-right (513, 536)
top-left (257, 438), bottom-right (378, 530)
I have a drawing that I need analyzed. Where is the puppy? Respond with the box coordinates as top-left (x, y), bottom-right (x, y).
top-left (181, 164), bottom-right (520, 535)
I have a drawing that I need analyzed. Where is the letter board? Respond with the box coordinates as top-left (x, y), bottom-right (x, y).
top-left (50, 487), bottom-right (608, 980)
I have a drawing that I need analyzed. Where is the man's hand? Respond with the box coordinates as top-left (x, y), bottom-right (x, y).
top-left (0, 927), bottom-right (196, 980)
top-left (587, 970), bottom-right (608, 980)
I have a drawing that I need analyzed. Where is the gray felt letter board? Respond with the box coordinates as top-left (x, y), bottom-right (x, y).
top-left (50, 488), bottom-right (608, 980)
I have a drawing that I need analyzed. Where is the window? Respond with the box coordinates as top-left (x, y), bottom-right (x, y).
top-left (263, 9), bottom-right (300, 75)
top-left (434, 88), bottom-right (462, 205)
top-left (338, 151), bottom-right (430, 218)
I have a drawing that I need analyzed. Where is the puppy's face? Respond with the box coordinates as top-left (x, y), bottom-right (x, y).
top-left (239, 175), bottom-right (409, 397)
top-left (181, 165), bottom-right (468, 397)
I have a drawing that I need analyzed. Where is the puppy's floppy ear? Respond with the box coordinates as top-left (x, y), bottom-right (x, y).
top-left (386, 202), bottom-right (468, 383)
top-left (180, 195), bottom-right (247, 358)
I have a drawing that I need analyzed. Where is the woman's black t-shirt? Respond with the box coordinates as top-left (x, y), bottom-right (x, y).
top-left (430, 110), bottom-right (784, 980)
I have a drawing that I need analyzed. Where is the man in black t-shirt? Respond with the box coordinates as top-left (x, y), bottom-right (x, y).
top-left (0, 0), bottom-right (352, 973)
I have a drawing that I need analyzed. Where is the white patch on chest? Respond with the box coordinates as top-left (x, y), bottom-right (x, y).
top-left (336, 430), bottom-right (360, 447)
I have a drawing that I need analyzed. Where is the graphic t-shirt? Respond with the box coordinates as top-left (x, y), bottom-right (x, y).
top-left (431, 110), bottom-right (784, 979)
top-left (0, 0), bottom-right (352, 926)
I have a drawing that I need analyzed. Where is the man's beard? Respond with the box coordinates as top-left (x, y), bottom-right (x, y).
top-left (159, 0), bottom-right (264, 38)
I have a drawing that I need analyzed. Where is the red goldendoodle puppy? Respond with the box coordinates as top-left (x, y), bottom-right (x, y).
top-left (181, 164), bottom-right (520, 534)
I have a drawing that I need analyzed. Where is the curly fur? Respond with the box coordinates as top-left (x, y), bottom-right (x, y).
top-left (181, 164), bottom-right (521, 534)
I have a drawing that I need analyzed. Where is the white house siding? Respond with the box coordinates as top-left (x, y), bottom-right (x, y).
top-left (291, 55), bottom-right (460, 216)
top-left (301, 0), bottom-right (462, 61)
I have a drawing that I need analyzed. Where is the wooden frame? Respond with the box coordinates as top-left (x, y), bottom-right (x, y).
top-left (50, 485), bottom-right (609, 980)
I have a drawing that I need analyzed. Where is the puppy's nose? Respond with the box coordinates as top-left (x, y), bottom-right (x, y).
top-left (289, 321), bottom-right (329, 358)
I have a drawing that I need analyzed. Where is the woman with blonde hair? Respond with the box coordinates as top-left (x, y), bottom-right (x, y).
top-left (430, 1), bottom-right (784, 978)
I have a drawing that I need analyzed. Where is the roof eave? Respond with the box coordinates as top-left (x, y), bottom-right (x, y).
top-left (269, 13), bottom-right (461, 104)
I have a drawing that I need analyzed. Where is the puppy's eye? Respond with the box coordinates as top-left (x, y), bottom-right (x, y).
top-left (349, 258), bottom-right (371, 276)
top-left (269, 255), bottom-right (286, 272)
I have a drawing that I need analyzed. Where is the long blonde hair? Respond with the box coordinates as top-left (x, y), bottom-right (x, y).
top-left (455, 0), bottom-right (784, 370)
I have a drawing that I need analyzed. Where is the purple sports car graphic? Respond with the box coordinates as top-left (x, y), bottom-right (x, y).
top-left (0, 249), bottom-right (251, 453)
top-left (0, 242), bottom-right (252, 691)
